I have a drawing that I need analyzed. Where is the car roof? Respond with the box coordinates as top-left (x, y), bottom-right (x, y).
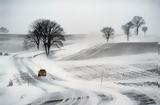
top-left (39, 69), bottom-right (46, 71)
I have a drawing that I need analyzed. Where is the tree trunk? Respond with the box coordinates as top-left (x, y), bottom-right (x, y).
top-left (47, 46), bottom-right (50, 56)
top-left (107, 38), bottom-right (109, 43)
top-left (136, 27), bottom-right (139, 35)
top-left (106, 34), bottom-right (110, 43)
top-left (44, 44), bottom-right (48, 56)
top-left (36, 37), bottom-right (40, 50)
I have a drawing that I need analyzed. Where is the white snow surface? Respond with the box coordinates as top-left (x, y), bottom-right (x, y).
top-left (0, 34), bottom-right (159, 105)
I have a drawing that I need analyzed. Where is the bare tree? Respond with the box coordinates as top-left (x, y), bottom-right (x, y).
top-left (41, 19), bottom-right (65, 56)
top-left (27, 19), bottom-right (44, 49)
top-left (122, 21), bottom-right (134, 41)
top-left (101, 27), bottom-right (114, 42)
top-left (28, 19), bottom-right (65, 56)
top-left (0, 27), bottom-right (9, 33)
top-left (142, 26), bottom-right (148, 35)
top-left (132, 16), bottom-right (145, 35)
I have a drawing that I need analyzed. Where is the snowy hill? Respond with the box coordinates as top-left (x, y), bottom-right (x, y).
top-left (63, 42), bottom-right (158, 60)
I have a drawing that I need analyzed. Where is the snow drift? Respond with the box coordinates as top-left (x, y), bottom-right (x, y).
top-left (63, 42), bottom-right (158, 60)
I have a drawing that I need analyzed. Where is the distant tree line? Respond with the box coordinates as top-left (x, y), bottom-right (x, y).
top-left (101, 16), bottom-right (148, 42)
top-left (25, 19), bottom-right (65, 56)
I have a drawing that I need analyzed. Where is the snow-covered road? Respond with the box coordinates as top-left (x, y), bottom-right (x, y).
top-left (11, 56), bottom-right (95, 105)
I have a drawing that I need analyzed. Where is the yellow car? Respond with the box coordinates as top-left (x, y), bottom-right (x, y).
top-left (38, 69), bottom-right (47, 77)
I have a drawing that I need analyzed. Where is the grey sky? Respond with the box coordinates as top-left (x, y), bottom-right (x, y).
top-left (0, 0), bottom-right (160, 35)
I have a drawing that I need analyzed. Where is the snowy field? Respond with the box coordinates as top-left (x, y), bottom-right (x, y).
top-left (0, 34), bottom-right (26, 53)
top-left (0, 34), bottom-right (160, 105)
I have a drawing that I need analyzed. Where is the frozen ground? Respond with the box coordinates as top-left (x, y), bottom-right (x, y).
top-left (0, 34), bottom-right (160, 105)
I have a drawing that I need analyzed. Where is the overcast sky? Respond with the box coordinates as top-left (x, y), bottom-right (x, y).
top-left (0, 0), bottom-right (160, 35)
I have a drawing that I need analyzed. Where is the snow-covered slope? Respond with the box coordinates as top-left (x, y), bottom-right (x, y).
top-left (62, 42), bottom-right (158, 60)
top-left (108, 34), bottom-right (160, 43)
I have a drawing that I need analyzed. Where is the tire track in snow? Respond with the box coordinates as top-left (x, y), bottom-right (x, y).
top-left (13, 58), bottom-right (37, 84)
top-left (123, 91), bottom-right (156, 105)
top-left (19, 58), bottom-right (65, 87)
top-left (39, 96), bottom-right (90, 105)
top-left (12, 57), bottom-right (47, 91)
top-left (25, 57), bottom-right (63, 81)
top-left (15, 57), bottom-right (93, 105)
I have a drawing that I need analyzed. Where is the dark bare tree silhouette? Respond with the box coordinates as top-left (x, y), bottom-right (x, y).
top-left (132, 16), bottom-right (145, 35)
top-left (142, 26), bottom-right (148, 35)
top-left (122, 21), bottom-right (134, 41)
top-left (0, 27), bottom-right (9, 33)
top-left (27, 19), bottom-right (44, 49)
top-left (28, 19), bottom-right (65, 56)
top-left (101, 27), bottom-right (114, 42)
top-left (41, 19), bottom-right (65, 56)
